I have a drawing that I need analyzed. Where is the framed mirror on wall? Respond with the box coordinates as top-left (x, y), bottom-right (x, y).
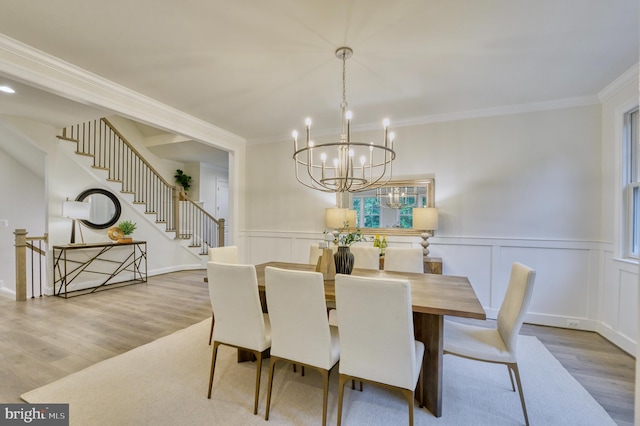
top-left (339, 177), bottom-right (435, 235)
top-left (75, 188), bottom-right (122, 230)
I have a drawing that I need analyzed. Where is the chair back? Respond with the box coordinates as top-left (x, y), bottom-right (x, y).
top-left (335, 274), bottom-right (417, 390)
top-left (309, 245), bottom-right (337, 265)
top-left (308, 245), bottom-right (323, 265)
top-left (265, 267), bottom-right (336, 369)
top-left (383, 247), bottom-right (424, 273)
top-left (208, 245), bottom-right (239, 263)
top-left (350, 246), bottom-right (380, 270)
top-left (207, 262), bottom-right (269, 351)
top-left (497, 262), bottom-right (536, 353)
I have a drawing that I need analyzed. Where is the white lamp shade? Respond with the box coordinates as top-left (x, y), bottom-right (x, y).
top-left (62, 201), bottom-right (91, 220)
top-left (325, 208), bottom-right (347, 229)
top-left (412, 207), bottom-right (438, 230)
top-left (345, 209), bottom-right (357, 228)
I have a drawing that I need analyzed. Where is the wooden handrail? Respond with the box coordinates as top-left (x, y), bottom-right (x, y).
top-left (101, 118), bottom-right (174, 188)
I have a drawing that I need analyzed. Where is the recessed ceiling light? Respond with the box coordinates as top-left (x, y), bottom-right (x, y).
top-left (0, 85), bottom-right (16, 94)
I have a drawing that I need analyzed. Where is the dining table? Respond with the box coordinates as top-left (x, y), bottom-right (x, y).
top-left (253, 261), bottom-right (486, 418)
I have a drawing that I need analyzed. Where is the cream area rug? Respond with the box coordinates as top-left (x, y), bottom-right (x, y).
top-left (22, 319), bottom-right (615, 426)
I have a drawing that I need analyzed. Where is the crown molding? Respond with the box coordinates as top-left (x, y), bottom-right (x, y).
top-left (0, 33), bottom-right (245, 151)
top-left (247, 95), bottom-right (600, 145)
top-left (598, 63), bottom-right (639, 102)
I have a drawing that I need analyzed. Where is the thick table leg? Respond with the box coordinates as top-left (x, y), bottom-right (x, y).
top-left (414, 312), bottom-right (443, 417)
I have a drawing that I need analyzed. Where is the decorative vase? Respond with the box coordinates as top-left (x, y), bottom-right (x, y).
top-left (118, 237), bottom-right (133, 243)
top-left (334, 246), bottom-right (354, 275)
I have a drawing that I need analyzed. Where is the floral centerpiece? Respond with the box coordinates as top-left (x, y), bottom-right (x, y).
top-left (325, 223), bottom-right (371, 275)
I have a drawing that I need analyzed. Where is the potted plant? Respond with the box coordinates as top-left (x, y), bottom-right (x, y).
top-left (174, 169), bottom-right (192, 193)
top-left (326, 224), bottom-right (371, 275)
top-left (117, 220), bottom-right (137, 243)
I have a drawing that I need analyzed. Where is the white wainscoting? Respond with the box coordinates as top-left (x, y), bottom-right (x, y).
top-left (240, 230), bottom-right (637, 355)
top-left (599, 249), bottom-right (638, 355)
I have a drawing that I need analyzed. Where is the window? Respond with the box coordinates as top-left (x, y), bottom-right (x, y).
top-left (352, 195), bottom-right (380, 228)
top-left (624, 107), bottom-right (639, 258)
top-left (352, 194), bottom-right (427, 229)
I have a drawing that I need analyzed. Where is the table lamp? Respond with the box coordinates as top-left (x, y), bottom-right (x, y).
top-left (412, 207), bottom-right (438, 257)
top-left (63, 200), bottom-right (91, 244)
top-left (325, 208), bottom-right (357, 245)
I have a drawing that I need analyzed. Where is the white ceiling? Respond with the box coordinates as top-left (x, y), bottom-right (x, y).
top-left (0, 1), bottom-right (637, 154)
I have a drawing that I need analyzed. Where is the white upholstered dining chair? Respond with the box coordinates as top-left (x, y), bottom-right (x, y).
top-left (309, 245), bottom-right (337, 265)
top-left (208, 245), bottom-right (238, 263)
top-left (206, 262), bottom-right (271, 415)
top-left (308, 245), bottom-right (324, 265)
top-left (264, 266), bottom-right (340, 426)
top-left (383, 247), bottom-right (424, 273)
top-left (350, 245), bottom-right (380, 270)
top-left (207, 245), bottom-right (239, 344)
top-left (334, 274), bottom-right (424, 426)
top-left (443, 262), bottom-right (536, 426)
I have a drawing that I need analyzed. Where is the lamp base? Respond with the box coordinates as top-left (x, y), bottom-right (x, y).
top-left (420, 232), bottom-right (431, 257)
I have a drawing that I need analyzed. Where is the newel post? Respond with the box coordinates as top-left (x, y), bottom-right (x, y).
top-left (14, 228), bottom-right (27, 301)
top-left (217, 218), bottom-right (225, 247)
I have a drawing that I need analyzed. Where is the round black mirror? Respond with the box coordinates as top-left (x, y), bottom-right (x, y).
top-left (75, 188), bottom-right (122, 229)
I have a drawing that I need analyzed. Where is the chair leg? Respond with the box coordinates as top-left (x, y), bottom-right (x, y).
top-left (265, 357), bottom-right (279, 421)
top-left (208, 313), bottom-right (214, 345)
top-left (506, 364), bottom-right (515, 391)
top-left (207, 342), bottom-right (221, 398)
top-left (337, 374), bottom-right (349, 426)
top-left (321, 369), bottom-right (330, 426)
top-left (509, 363), bottom-right (530, 426)
top-left (401, 388), bottom-right (415, 426)
top-left (253, 351), bottom-right (263, 415)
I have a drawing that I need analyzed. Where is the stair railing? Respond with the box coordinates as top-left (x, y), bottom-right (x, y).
top-left (14, 229), bottom-right (48, 301)
top-left (59, 118), bottom-right (224, 253)
top-left (179, 192), bottom-right (225, 254)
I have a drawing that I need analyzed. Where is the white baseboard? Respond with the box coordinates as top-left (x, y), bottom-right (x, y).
top-left (596, 322), bottom-right (637, 356)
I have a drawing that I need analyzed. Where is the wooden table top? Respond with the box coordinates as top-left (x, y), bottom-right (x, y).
top-left (255, 262), bottom-right (486, 320)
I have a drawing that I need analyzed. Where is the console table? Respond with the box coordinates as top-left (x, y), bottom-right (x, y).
top-left (52, 241), bottom-right (147, 298)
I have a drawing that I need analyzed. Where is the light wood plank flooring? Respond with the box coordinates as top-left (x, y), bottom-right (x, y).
top-left (0, 270), bottom-right (635, 425)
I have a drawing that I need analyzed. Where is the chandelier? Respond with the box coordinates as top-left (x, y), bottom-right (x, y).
top-left (376, 186), bottom-right (418, 209)
top-left (292, 47), bottom-right (396, 193)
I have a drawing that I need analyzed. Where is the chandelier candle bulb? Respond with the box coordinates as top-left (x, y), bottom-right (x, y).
top-left (292, 130), bottom-right (298, 152)
top-left (305, 118), bottom-right (311, 146)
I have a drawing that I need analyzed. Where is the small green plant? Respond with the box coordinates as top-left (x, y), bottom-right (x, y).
top-left (338, 227), bottom-right (370, 246)
top-left (118, 220), bottom-right (137, 236)
top-left (174, 169), bottom-right (192, 192)
top-left (324, 223), bottom-right (371, 247)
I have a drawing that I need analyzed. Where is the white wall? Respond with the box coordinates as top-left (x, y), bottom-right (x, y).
top-left (244, 98), bottom-right (638, 355)
top-left (598, 72), bottom-right (639, 354)
top-left (0, 118), bottom-right (47, 296)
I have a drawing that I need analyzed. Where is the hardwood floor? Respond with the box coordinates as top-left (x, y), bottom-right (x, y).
top-left (0, 270), bottom-right (635, 425)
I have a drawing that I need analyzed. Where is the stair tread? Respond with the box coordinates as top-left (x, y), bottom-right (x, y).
top-left (57, 136), bottom-right (79, 143)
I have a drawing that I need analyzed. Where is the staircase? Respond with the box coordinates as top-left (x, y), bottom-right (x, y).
top-left (58, 117), bottom-right (224, 255)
